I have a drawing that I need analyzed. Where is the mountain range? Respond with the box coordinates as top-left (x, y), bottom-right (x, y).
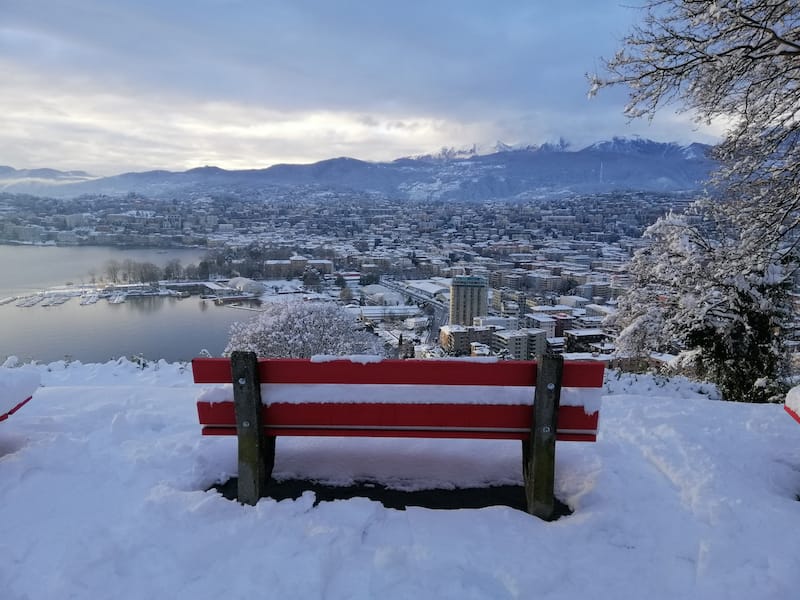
top-left (0, 137), bottom-right (716, 201)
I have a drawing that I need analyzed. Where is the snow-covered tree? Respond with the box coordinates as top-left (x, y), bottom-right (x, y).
top-left (225, 301), bottom-right (384, 358)
top-left (610, 209), bottom-right (793, 402)
top-left (590, 0), bottom-right (800, 253)
top-left (592, 1), bottom-right (800, 400)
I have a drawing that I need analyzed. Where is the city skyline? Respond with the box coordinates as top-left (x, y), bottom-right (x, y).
top-left (2, 1), bottom-right (724, 176)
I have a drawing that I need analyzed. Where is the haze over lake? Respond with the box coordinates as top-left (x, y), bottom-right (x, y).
top-left (0, 245), bottom-right (255, 364)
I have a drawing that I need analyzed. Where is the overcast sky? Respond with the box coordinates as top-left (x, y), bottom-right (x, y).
top-left (1, 0), bottom-right (722, 175)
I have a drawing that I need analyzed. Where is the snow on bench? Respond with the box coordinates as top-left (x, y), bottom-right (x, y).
top-left (0, 368), bottom-right (40, 422)
top-left (192, 353), bottom-right (605, 520)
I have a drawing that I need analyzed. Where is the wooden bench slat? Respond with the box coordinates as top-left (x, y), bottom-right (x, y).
top-left (192, 358), bottom-right (605, 388)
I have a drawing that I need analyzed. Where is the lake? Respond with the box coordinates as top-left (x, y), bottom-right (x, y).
top-left (0, 245), bottom-right (263, 364)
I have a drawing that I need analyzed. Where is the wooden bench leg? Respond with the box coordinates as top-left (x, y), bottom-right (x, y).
top-left (231, 351), bottom-right (273, 505)
top-left (524, 353), bottom-right (563, 521)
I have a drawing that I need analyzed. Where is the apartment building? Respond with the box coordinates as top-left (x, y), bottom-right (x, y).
top-left (449, 275), bottom-right (488, 325)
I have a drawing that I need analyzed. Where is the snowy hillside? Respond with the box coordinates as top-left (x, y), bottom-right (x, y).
top-left (1, 138), bottom-right (715, 200)
top-left (1, 359), bottom-right (798, 599)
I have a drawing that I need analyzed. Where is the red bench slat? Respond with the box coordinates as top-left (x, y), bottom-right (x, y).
top-left (786, 404), bottom-right (800, 426)
top-left (196, 402), bottom-right (599, 441)
top-left (200, 428), bottom-right (597, 442)
top-left (192, 357), bottom-right (605, 388)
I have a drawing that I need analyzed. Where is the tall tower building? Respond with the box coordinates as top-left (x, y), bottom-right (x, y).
top-left (449, 275), bottom-right (488, 325)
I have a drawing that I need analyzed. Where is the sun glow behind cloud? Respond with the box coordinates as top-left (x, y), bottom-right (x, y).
top-left (0, 62), bottom-right (507, 174)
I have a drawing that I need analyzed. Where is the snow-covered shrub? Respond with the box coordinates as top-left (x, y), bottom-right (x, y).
top-left (225, 301), bottom-right (384, 358)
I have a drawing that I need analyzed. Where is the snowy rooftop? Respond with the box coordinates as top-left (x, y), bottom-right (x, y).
top-left (526, 313), bottom-right (556, 322)
top-left (565, 328), bottom-right (605, 337)
top-left (405, 281), bottom-right (449, 295)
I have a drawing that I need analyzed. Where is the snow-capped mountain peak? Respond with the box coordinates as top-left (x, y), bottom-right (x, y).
top-left (411, 140), bottom-right (559, 162)
top-left (584, 136), bottom-right (711, 159)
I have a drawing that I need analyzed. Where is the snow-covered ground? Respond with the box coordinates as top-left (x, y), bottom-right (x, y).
top-left (0, 367), bottom-right (39, 418)
top-left (1, 359), bottom-right (799, 599)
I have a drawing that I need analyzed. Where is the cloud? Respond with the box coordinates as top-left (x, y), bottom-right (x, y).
top-left (0, 61), bottom-right (495, 174)
top-left (0, 1), bottom-right (721, 173)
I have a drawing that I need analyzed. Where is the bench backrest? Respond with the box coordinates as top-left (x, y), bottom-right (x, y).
top-left (193, 357), bottom-right (605, 442)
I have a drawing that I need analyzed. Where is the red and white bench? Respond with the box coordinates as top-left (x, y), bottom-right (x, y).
top-left (193, 353), bottom-right (604, 520)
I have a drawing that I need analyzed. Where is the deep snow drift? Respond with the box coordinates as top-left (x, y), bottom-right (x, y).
top-left (1, 359), bottom-right (799, 599)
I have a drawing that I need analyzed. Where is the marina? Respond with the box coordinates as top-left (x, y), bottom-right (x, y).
top-left (8, 284), bottom-right (205, 309)
top-left (0, 245), bottom-right (246, 364)
top-left (39, 294), bottom-right (73, 307)
top-left (80, 293), bottom-right (100, 305)
top-left (16, 295), bottom-right (44, 307)
top-left (0, 289), bottom-right (256, 364)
